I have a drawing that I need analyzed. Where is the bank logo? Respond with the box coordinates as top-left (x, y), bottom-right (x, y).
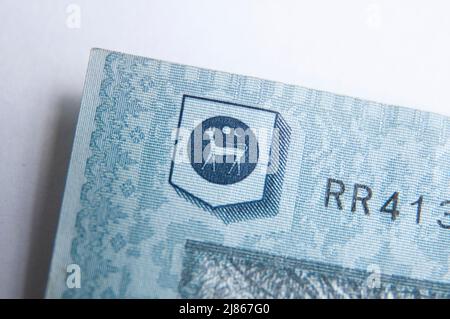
top-left (189, 116), bottom-right (259, 185)
top-left (169, 95), bottom-right (291, 224)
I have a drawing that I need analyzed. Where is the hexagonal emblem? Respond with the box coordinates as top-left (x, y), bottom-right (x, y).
top-left (169, 95), bottom-right (291, 224)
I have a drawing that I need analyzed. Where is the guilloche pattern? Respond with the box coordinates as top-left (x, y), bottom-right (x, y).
top-left (46, 49), bottom-right (450, 298)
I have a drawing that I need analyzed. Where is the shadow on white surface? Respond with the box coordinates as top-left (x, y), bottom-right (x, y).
top-left (23, 96), bottom-right (81, 298)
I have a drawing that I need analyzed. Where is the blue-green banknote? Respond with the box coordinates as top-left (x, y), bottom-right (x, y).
top-left (46, 49), bottom-right (450, 298)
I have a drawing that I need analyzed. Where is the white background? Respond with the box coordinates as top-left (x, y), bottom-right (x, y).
top-left (0, 0), bottom-right (449, 298)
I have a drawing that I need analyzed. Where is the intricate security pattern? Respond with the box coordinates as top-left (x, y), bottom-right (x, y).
top-left (46, 49), bottom-right (450, 298)
top-left (180, 241), bottom-right (450, 299)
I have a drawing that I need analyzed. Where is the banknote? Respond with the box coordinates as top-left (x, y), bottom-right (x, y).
top-left (46, 48), bottom-right (450, 298)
